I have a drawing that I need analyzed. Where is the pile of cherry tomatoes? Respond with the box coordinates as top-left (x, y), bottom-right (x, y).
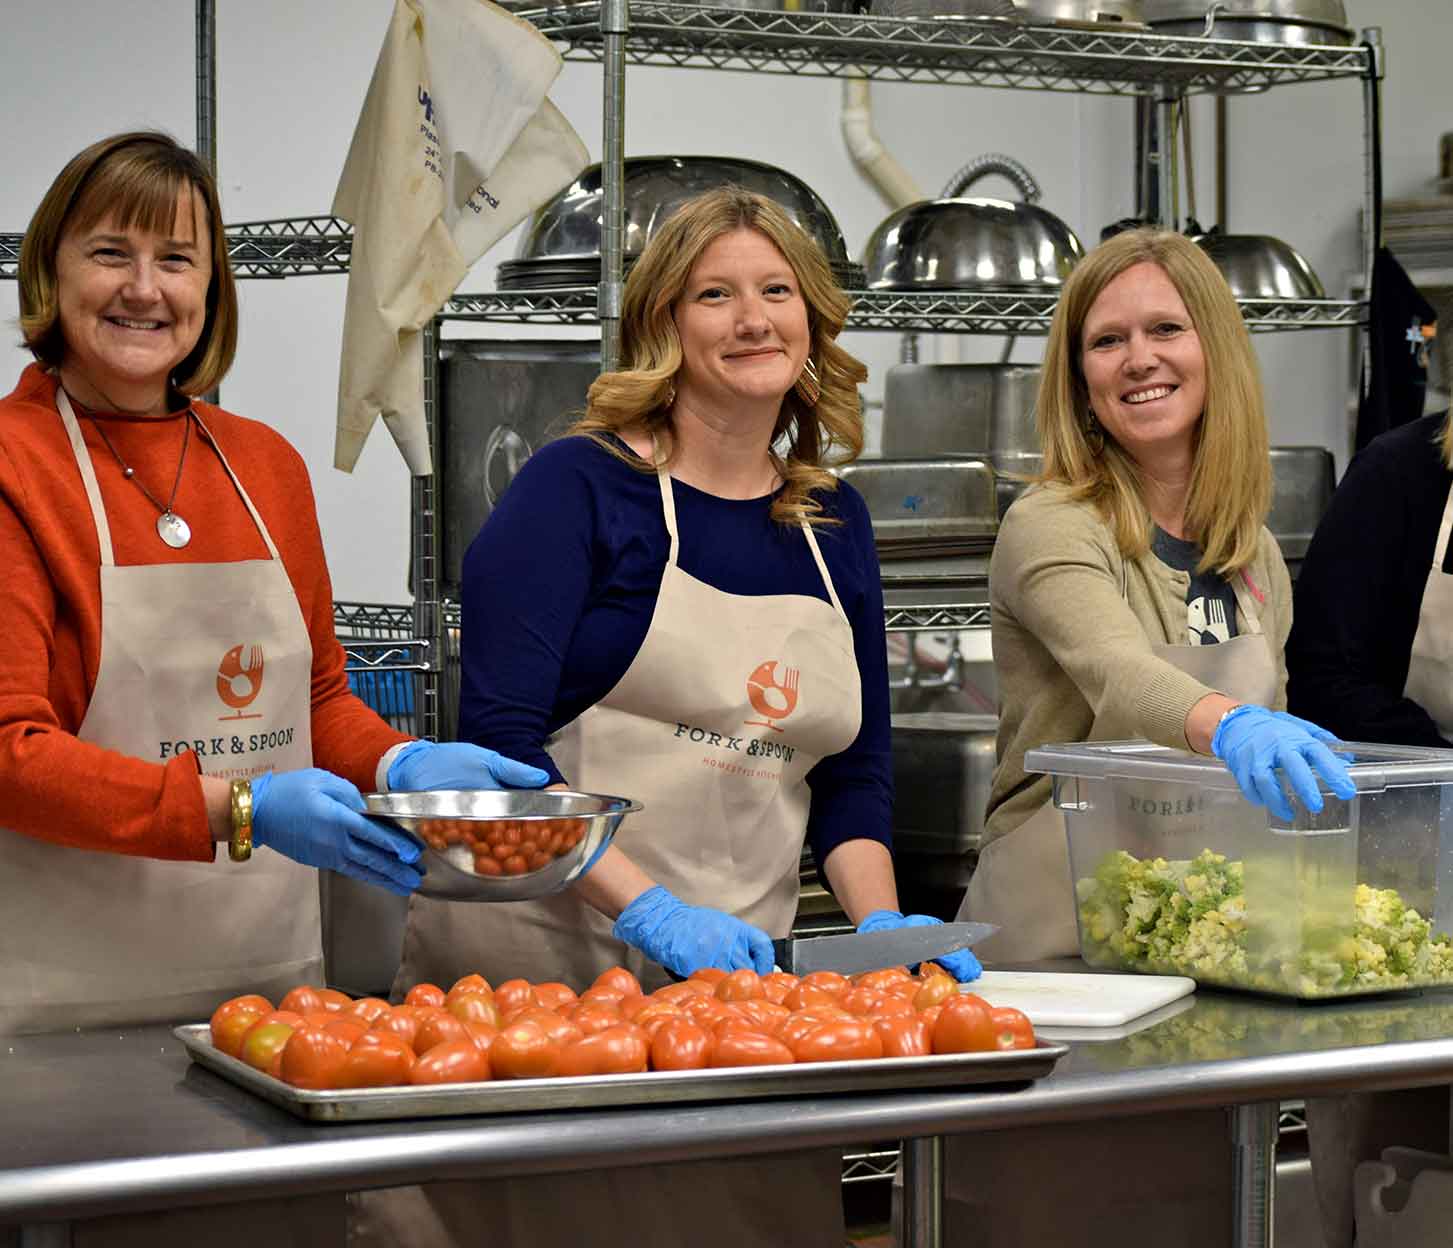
top-left (208, 964), bottom-right (1036, 1091)
top-left (414, 816), bottom-right (587, 877)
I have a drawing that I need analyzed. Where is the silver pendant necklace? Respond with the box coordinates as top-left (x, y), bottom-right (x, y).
top-left (82, 403), bottom-right (194, 549)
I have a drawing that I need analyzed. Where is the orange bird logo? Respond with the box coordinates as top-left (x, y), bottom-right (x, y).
top-left (745, 660), bottom-right (799, 732)
top-left (216, 644), bottom-right (265, 713)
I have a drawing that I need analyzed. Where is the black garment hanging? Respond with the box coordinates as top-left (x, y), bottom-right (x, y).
top-left (1356, 246), bottom-right (1438, 452)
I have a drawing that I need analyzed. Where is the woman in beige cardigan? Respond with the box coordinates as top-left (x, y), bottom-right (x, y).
top-left (959, 227), bottom-right (1352, 966)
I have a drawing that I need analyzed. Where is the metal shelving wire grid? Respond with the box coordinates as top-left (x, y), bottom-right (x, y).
top-left (517, 2), bottom-right (1371, 93)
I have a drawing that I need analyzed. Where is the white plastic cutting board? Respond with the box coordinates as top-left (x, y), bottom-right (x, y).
top-left (963, 970), bottom-right (1195, 1028)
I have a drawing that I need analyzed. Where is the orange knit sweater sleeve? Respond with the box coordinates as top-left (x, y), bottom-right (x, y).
top-left (0, 365), bottom-right (412, 862)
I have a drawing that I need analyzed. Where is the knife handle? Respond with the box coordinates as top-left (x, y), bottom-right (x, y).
top-left (770, 938), bottom-right (791, 974)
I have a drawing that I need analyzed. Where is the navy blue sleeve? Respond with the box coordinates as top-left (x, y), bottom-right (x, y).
top-left (804, 482), bottom-right (894, 866)
top-left (457, 439), bottom-right (600, 783)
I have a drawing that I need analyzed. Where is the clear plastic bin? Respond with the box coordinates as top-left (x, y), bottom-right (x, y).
top-left (1024, 740), bottom-right (1453, 1000)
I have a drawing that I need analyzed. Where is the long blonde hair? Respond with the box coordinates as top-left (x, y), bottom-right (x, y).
top-left (1036, 228), bottom-right (1270, 574)
top-left (569, 187), bottom-right (867, 527)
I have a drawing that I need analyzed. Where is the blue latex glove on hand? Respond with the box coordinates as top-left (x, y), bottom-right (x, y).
top-left (1211, 705), bottom-right (1356, 823)
top-left (387, 740), bottom-right (550, 792)
top-left (612, 885), bottom-right (775, 978)
top-left (857, 909), bottom-right (983, 983)
top-left (252, 769), bottom-right (423, 896)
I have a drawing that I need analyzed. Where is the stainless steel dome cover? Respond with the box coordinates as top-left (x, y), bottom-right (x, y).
top-left (861, 196), bottom-right (1085, 291)
top-left (1192, 232), bottom-right (1326, 300)
top-left (501, 155), bottom-right (861, 289)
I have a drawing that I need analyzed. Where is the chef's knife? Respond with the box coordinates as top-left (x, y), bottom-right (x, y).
top-left (770, 921), bottom-right (998, 977)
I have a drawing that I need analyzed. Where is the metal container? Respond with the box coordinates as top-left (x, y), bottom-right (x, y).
top-left (1268, 445), bottom-right (1335, 562)
top-left (318, 873), bottom-right (408, 998)
top-left (1013, 0), bottom-right (1144, 24)
top-left (1193, 233), bottom-right (1326, 300)
top-left (881, 363), bottom-right (1042, 517)
top-left (500, 156), bottom-right (863, 291)
top-left (1142, 0), bottom-right (1353, 44)
top-left (861, 197), bottom-right (1085, 292)
top-left (439, 339), bottom-right (600, 598)
top-left (836, 458), bottom-right (999, 557)
top-left (364, 789), bottom-right (639, 902)
top-left (890, 711), bottom-right (997, 856)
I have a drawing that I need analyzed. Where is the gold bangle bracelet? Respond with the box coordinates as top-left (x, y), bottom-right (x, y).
top-left (229, 778), bottom-right (254, 863)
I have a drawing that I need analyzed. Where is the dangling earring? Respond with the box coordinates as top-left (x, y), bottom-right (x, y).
top-left (662, 378), bottom-right (676, 409)
top-left (794, 356), bottom-right (821, 408)
top-left (1084, 411), bottom-right (1105, 456)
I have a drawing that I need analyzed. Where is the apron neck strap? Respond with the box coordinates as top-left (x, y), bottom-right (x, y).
top-left (650, 437), bottom-right (681, 567)
top-left (56, 387), bottom-right (116, 566)
top-left (191, 411), bottom-right (283, 561)
top-left (1434, 481), bottom-right (1453, 568)
top-left (801, 520), bottom-right (848, 622)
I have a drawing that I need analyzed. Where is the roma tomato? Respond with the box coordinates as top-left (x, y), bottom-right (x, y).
top-left (404, 982), bottom-right (447, 1010)
top-left (714, 969), bottom-right (763, 1002)
top-left (555, 1024), bottom-right (649, 1077)
top-left (447, 973), bottom-right (493, 999)
top-left (591, 966), bottom-right (644, 998)
top-left (649, 1018), bottom-right (713, 1071)
top-left (648, 982), bottom-right (701, 1006)
top-left (798, 971), bottom-right (850, 996)
top-left (990, 1006), bottom-right (1036, 1051)
top-left (788, 1019), bottom-right (883, 1064)
top-left (932, 994), bottom-right (995, 1055)
top-left (837, 987), bottom-right (885, 1018)
top-left (446, 993), bottom-right (501, 1028)
top-left (913, 975), bottom-right (957, 1011)
top-left (688, 967), bottom-right (728, 987)
top-left (316, 987), bottom-right (353, 1012)
top-left (782, 983), bottom-right (845, 1013)
top-left (532, 982), bottom-right (579, 1012)
top-left (569, 1001), bottom-right (625, 1036)
top-left (279, 1027), bottom-right (349, 1089)
top-left (759, 972), bottom-right (799, 1005)
top-left (776, 1007), bottom-right (854, 1049)
top-left (493, 978), bottom-right (538, 1019)
top-left (853, 967), bottom-right (913, 993)
top-left (513, 1007), bottom-right (584, 1049)
top-left (870, 994), bottom-right (915, 1020)
top-left (490, 1019), bottom-right (562, 1080)
top-left (461, 1019), bottom-right (499, 1053)
top-left (874, 1014), bottom-right (932, 1059)
top-left (278, 985), bottom-right (327, 1015)
top-left (323, 1017), bottom-right (368, 1047)
top-left (370, 1007), bottom-right (420, 1047)
top-left (209, 996), bottom-right (273, 1059)
top-left (346, 997), bottom-right (393, 1026)
top-left (338, 1032), bottom-right (416, 1088)
top-left (409, 1040), bottom-right (491, 1085)
top-left (413, 1009), bottom-right (469, 1055)
top-left (615, 994), bottom-right (654, 1022)
top-left (240, 1021), bottom-right (296, 1076)
top-left (710, 1031), bottom-right (795, 1068)
top-left (723, 1000), bottom-right (789, 1034)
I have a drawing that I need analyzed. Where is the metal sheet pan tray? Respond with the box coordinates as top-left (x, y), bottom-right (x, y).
top-left (174, 1025), bottom-right (1067, 1123)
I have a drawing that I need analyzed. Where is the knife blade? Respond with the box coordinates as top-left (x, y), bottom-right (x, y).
top-left (770, 921), bottom-right (999, 977)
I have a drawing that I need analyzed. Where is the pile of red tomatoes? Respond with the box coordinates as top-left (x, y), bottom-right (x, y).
top-left (208, 964), bottom-right (1036, 1091)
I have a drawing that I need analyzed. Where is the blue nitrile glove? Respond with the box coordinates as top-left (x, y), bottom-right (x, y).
top-left (251, 769), bottom-right (423, 896)
top-left (612, 885), bottom-right (775, 978)
top-left (1211, 705), bottom-right (1356, 823)
top-left (387, 740), bottom-right (550, 792)
top-left (857, 909), bottom-right (983, 983)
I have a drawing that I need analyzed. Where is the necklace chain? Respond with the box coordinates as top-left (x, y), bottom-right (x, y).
top-left (80, 401), bottom-right (193, 523)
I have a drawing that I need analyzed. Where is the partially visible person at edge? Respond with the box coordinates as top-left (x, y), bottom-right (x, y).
top-left (1285, 403), bottom-right (1453, 1248)
top-left (347, 186), bottom-right (979, 1248)
top-left (939, 226), bottom-right (1355, 1246)
top-left (0, 130), bottom-right (547, 1045)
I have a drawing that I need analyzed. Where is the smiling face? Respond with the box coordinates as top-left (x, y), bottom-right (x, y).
top-left (672, 227), bottom-right (810, 418)
top-left (1079, 261), bottom-right (1207, 469)
top-left (54, 184), bottom-right (212, 415)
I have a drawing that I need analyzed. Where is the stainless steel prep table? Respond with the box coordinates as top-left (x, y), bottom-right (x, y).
top-left (6, 976), bottom-right (1453, 1248)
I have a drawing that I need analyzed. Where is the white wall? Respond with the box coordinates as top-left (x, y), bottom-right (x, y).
top-left (2, 1), bottom-right (1449, 600)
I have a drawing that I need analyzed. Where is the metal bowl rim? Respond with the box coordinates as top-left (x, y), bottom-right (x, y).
top-left (363, 789), bottom-right (644, 822)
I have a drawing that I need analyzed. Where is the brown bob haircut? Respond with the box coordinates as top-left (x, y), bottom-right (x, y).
top-left (18, 131), bottom-right (238, 396)
top-left (570, 186), bottom-right (868, 528)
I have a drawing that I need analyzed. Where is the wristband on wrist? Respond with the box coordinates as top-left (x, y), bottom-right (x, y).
top-left (229, 778), bottom-right (254, 862)
top-left (1211, 703), bottom-right (1255, 754)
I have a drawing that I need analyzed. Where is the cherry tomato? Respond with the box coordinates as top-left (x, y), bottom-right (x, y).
top-left (555, 1024), bottom-right (649, 1077)
top-left (240, 1021), bottom-right (296, 1076)
top-left (759, 972), bottom-right (799, 1005)
top-left (404, 982), bottom-right (447, 1010)
top-left (409, 1039), bottom-right (492, 1085)
top-left (714, 969), bottom-right (763, 1002)
top-left (913, 976), bottom-right (957, 1010)
top-left (932, 994), bottom-right (995, 1055)
top-left (493, 978), bottom-right (538, 1019)
top-left (338, 1032), bottom-right (417, 1088)
top-left (370, 1007), bottom-right (420, 1047)
top-left (688, 967), bottom-right (728, 987)
top-left (532, 982), bottom-right (579, 1012)
top-left (278, 985), bottom-right (327, 1015)
top-left (279, 1027), bottom-right (349, 1089)
top-left (649, 1018), bottom-right (714, 1071)
top-left (209, 995), bottom-right (274, 1059)
top-left (346, 996), bottom-right (393, 1026)
top-left (710, 1031), bottom-right (795, 1068)
top-left (413, 1009), bottom-right (469, 1054)
top-left (788, 1019), bottom-right (884, 1064)
top-left (446, 993), bottom-right (501, 1028)
top-left (874, 1013), bottom-right (932, 1058)
top-left (591, 966), bottom-right (644, 998)
top-left (853, 967), bottom-right (913, 993)
top-left (990, 1006), bottom-right (1036, 1051)
top-left (490, 1019), bottom-right (562, 1080)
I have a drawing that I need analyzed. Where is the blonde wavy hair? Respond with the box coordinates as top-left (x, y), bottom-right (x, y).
top-left (568, 186), bottom-right (868, 527)
top-left (1035, 227), bottom-right (1271, 575)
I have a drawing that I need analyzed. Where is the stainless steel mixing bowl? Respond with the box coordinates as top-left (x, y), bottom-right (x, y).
top-left (861, 197), bottom-right (1085, 291)
top-left (364, 789), bottom-right (641, 902)
top-left (1141, 0), bottom-right (1353, 44)
top-left (500, 155), bottom-right (863, 291)
top-left (1192, 232), bottom-right (1326, 299)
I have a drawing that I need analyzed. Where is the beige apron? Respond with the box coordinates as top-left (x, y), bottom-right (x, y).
top-left (958, 572), bottom-right (1279, 963)
top-left (353, 461), bottom-right (862, 1248)
top-left (0, 391), bottom-right (321, 1036)
top-left (1403, 480), bottom-right (1453, 738)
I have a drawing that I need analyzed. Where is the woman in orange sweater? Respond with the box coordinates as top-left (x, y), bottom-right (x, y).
top-left (0, 130), bottom-right (544, 1037)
